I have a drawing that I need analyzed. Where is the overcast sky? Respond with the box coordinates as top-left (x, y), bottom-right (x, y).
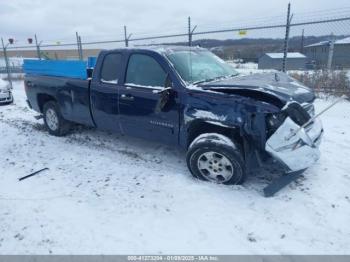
top-left (1, 0), bottom-right (350, 47)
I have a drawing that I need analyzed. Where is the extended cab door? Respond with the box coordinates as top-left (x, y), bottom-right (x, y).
top-left (90, 52), bottom-right (123, 132)
top-left (118, 52), bottom-right (179, 145)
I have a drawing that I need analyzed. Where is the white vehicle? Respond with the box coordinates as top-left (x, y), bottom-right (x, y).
top-left (0, 79), bottom-right (13, 105)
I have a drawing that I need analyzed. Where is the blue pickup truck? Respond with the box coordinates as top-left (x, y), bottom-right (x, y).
top-left (24, 46), bottom-right (323, 193)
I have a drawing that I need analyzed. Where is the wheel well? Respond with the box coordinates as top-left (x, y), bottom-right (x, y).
top-left (187, 121), bottom-right (243, 149)
top-left (37, 94), bottom-right (56, 113)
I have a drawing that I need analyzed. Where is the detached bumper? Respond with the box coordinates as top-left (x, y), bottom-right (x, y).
top-left (265, 117), bottom-right (323, 172)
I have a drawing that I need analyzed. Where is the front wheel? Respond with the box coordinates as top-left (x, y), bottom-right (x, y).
top-left (186, 133), bottom-right (245, 185)
top-left (43, 101), bottom-right (70, 136)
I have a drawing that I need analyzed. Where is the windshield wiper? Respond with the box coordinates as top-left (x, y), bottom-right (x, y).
top-left (193, 74), bottom-right (238, 85)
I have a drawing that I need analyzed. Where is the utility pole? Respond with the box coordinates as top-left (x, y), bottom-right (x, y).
top-left (35, 34), bottom-right (42, 60)
top-left (300, 29), bottom-right (305, 53)
top-left (188, 16), bottom-right (197, 47)
top-left (327, 34), bottom-right (335, 70)
top-left (1, 38), bottom-right (13, 89)
top-left (282, 3), bottom-right (292, 72)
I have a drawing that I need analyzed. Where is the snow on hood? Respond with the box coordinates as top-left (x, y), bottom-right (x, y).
top-left (198, 72), bottom-right (315, 104)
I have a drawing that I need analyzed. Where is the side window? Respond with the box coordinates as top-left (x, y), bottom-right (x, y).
top-left (100, 53), bottom-right (122, 83)
top-left (126, 54), bottom-right (167, 87)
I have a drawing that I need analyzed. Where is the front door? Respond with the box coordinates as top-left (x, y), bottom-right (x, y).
top-left (90, 52), bottom-right (123, 132)
top-left (118, 53), bottom-right (179, 145)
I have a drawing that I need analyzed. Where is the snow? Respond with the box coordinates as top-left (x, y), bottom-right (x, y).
top-left (336, 36), bottom-right (350, 44)
top-left (191, 109), bottom-right (227, 122)
top-left (265, 53), bottom-right (306, 59)
top-left (0, 57), bottom-right (24, 68)
top-left (101, 79), bottom-right (118, 84)
top-left (1, 81), bottom-right (350, 254)
top-left (305, 36), bottom-right (350, 47)
top-left (0, 78), bottom-right (9, 89)
top-left (126, 83), bottom-right (163, 90)
top-left (227, 62), bottom-right (276, 76)
top-left (304, 41), bottom-right (330, 48)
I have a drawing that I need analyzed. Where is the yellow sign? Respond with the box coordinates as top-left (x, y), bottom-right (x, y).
top-left (238, 30), bottom-right (247, 36)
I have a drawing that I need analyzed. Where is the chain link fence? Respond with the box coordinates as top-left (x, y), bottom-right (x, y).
top-left (1, 4), bottom-right (350, 96)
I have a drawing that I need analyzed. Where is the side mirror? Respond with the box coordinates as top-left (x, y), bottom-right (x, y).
top-left (152, 73), bottom-right (173, 94)
top-left (154, 74), bottom-right (174, 113)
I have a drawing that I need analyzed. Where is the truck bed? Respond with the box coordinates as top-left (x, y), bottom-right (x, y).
top-left (25, 74), bottom-right (94, 127)
top-left (24, 58), bottom-right (98, 126)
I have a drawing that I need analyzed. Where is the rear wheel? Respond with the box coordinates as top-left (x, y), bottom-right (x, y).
top-left (43, 101), bottom-right (70, 136)
top-left (186, 133), bottom-right (246, 185)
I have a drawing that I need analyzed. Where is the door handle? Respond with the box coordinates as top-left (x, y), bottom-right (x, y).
top-left (120, 94), bottom-right (134, 101)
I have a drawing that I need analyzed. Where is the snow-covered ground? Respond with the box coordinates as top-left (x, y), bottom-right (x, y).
top-left (0, 57), bottom-right (24, 68)
top-left (0, 81), bottom-right (350, 255)
top-left (228, 62), bottom-right (277, 75)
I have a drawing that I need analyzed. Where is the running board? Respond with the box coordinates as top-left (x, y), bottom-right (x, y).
top-left (263, 169), bottom-right (306, 197)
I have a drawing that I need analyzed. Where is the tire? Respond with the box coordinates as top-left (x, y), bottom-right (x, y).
top-left (43, 101), bottom-right (70, 136)
top-left (186, 133), bottom-right (246, 185)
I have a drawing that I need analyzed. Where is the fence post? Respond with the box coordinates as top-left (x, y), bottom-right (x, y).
top-left (124, 26), bottom-right (129, 47)
top-left (188, 17), bottom-right (192, 46)
top-left (78, 36), bottom-right (83, 60)
top-left (35, 34), bottom-right (41, 60)
top-left (1, 38), bottom-right (13, 89)
top-left (300, 29), bottom-right (305, 53)
top-left (76, 32), bottom-right (83, 60)
top-left (327, 34), bottom-right (335, 70)
top-left (79, 36), bottom-right (83, 60)
top-left (124, 26), bottom-right (132, 47)
top-left (76, 32), bottom-right (80, 59)
top-left (188, 17), bottom-right (197, 47)
top-left (282, 3), bottom-right (292, 72)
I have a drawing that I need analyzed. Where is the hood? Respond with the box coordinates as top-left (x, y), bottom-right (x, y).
top-left (199, 72), bottom-right (315, 105)
top-left (0, 79), bottom-right (10, 91)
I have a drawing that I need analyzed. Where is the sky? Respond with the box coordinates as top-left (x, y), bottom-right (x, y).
top-left (1, 0), bottom-right (350, 48)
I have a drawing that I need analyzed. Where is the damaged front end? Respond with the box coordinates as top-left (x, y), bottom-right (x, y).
top-left (265, 102), bottom-right (323, 173)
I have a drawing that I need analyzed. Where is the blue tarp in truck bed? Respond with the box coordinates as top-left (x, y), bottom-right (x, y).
top-left (23, 57), bottom-right (97, 79)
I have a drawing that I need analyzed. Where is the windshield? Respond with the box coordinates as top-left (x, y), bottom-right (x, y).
top-left (166, 49), bottom-right (238, 84)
